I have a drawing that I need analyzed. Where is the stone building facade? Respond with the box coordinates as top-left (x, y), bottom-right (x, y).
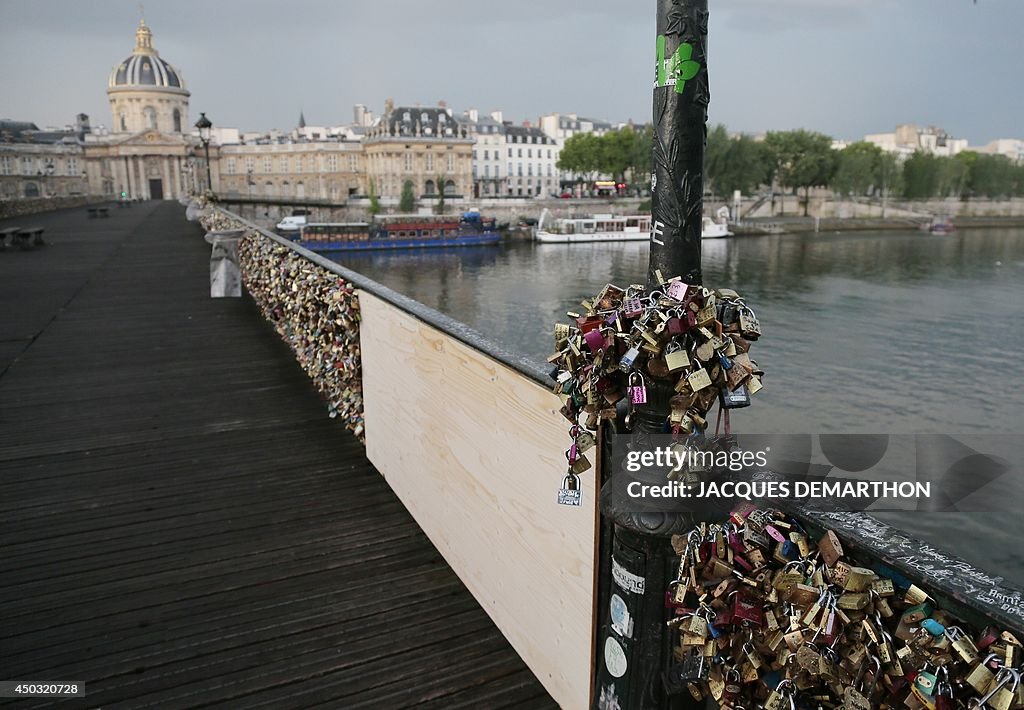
top-left (362, 102), bottom-right (474, 200)
top-left (217, 141), bottom-right (363, 202)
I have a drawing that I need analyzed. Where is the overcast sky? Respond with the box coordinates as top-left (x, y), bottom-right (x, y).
top-left (1, 0), bottom-right (1021, 145)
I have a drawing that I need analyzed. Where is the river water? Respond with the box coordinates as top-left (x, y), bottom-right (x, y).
top-left (332, 227), bottom-right (1024, 585)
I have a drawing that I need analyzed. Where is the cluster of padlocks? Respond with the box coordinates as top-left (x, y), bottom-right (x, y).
top-left (237, 231), bottom-right (365, 440)
top-left (548, 275), bottom-right (764, 503)
top-left (666, 505), bottom-right (1024, 709)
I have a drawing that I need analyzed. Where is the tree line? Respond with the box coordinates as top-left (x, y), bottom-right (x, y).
top-left (558, 124), bottom-right (1024, 213)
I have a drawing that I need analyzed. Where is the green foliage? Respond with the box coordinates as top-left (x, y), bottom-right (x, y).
top-left (557, 126), bottom-right (653, 186)
top-left (399, 179), bottom-right (415, 213)
top-left (764, 130), bottom-right (837, 215)
top-left (967, 153), bottom-right (1019, 198)
top-left (434, 174), bottom-right (446, 214)
top-left (367, 178), bottom-right (381, 216)
top-left (833, 142), bottom-right (884, 196)
top-left (704, 125), bottom-right (773, 197)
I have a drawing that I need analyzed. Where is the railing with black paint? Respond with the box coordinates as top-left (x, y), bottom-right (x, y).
top-left (204, 204), bottom-right (1024, 709)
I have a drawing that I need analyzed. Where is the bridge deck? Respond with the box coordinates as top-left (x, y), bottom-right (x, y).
top-left (0, 202), bottom-right (556, 709)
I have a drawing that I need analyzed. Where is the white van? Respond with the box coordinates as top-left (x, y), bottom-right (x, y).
top-left (276, 215), bottom-right (307, 232)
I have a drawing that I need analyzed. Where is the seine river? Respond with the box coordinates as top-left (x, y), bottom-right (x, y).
top-left (332, 227), bottom-right (1024, 586)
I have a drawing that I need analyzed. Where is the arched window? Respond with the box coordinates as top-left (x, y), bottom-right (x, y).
top-left (173, 108), bottom-right (182, 133)
top-left (444, 180), bottom-right (456, 196)
top-left (424, 179), bottom-right (436, 196)
top-left (24, 182), bottom-right (40, 198)
top-left (144, 106), bottom-right (157, 130)
top-left (120, 113), bottom-right (127, 132)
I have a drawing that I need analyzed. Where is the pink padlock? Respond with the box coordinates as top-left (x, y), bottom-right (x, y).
top-left (629, 372), bottom-right (648, 404)
top-left (667, 280), bottom-right (689, 301)
top-left (583, 328), bottom-right (605, 352)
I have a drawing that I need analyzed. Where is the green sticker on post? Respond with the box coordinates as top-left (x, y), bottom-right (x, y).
top-left (656, 35), bottom-right (702, 94)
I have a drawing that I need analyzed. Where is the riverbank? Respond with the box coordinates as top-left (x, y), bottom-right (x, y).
top-left (733, 214), bottom-right (1024, 236)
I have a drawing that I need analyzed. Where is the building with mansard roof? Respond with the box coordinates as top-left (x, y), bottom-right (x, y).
top-left (362, 101), bottom-right (474, 200)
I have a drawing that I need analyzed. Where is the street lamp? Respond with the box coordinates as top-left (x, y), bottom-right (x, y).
top-left (195, 112), bottom-right (213, 195)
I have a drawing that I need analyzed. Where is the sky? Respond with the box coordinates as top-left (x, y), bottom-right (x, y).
top-left (1, 0), bottom-right (1021, 145)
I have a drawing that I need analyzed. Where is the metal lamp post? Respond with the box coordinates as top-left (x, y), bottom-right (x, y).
top-left (593, 2), bottom-right (709, 707)
top-left (195, 112), bottom-right (213, 195)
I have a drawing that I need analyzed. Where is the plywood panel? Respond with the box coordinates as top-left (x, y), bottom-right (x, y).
top-left (359, 291), bottom-right (597, 710)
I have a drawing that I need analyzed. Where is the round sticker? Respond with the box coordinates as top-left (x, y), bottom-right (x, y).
top-left (610, 594), bottom-right (632, 638)
top-left (604, 637), bottom-right (628, 678)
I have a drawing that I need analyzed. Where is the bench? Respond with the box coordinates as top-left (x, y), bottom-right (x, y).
top-left (0, 227), bottom-right (20, 250)
top-left (87, 207), bottom-right (110, 218)
top-left (13, 227), bottom-right (45, 250)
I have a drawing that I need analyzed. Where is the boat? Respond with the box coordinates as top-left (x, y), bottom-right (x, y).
top-left (291, 211), bottom-right (500, 252)
top-left (534, 208), bottom-right (733, 243)
top-left (922, 216), bottom-right (955, 234)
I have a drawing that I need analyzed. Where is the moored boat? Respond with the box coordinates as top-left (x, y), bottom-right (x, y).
top-left (922, 216), bottom-right (955, 234)
top-left (535, 208), bottom-right (733, 243)
top-left (292, 211), bottom-right (500, 252)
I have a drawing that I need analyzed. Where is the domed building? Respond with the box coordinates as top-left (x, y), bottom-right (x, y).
top-left (107, 20), bottom-right (190, 135)
top-left (80, 19), bottom-right (211, 201)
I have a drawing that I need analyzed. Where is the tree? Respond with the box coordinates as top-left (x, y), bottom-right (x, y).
top-left (557, 133), bottom-right (602, 183)
top-left (832, 142), bottom-right (884, 197)
top-left (434, 174), bottom-right (447, 214)
top-left (367, 178), bottom-right (381, 216)
top-left (901, 152), bottom-right (939, 199)
top-left (763, 130), bottom-right (837, 216)
top-left (399, 179), bottom-right (415, 212)
top-left (705, 130), bottom-right (773, 198)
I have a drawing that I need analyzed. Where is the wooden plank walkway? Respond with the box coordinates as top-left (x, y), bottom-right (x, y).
top-left (0, 202), bottom-right (557, 709)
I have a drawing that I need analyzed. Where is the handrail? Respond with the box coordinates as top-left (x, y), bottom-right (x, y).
top-left (216, 203), bottom-right (1024, 639)
top-left (214, 206), bottom-right (553, 387)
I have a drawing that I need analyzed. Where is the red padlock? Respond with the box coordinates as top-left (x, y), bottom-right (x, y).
top-left (730, 592), bottom-right (765, 627)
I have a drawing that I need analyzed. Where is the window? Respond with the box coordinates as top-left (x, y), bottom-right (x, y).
top-left (21, 156), bottom-right (33, 174)
top-left (67, 157), bottom-right (78, 175)
top-left (327, 155), bottom-right (338, 171)
top-left (173, 108), bottom-right (182, 133)
top-left (120, 113), bottom-right (127, 131)
top-left (425, 179), bottom-right (436, 195)
top-left (348, 154), bottom-right (358, 171)
top-left (484, 165), bottom-right (490, 177)
top-left (508, 148), bottom-right (512, 157)
top-left (227, 158), bottom-right (237, 175)
top-left (528, 165), bottom-right (533, 176)
top-left (518, 165), bottom-right (523, 176)
top-left (263, 157), bottom-right (273, 173)
top-left (279, 157), bottom-right (288, 173)
top-left (425, 153), bottom-right (434, 171)
top-left (444, 179), bottom-right (456, 196)
top-left (518, 148), bottom-right (522, 157)
top-left (244, 157), bottom-right (255, 173)
top-left (548, 164), bottom-right (553, 176)
top-left (528, 149), bottom-right (532, 158)
top-left (0, 156), bottom-right (9, 175)
top-left (404, 152), bottom-right (413, 171)
top-left (24, 182), bottom-right (39, 197)
top-left (144, 106), bottom-right (157, 130)
top-left (483, 150), bottom-right (489, 160)
top-left (447, 153), bottom-right (454, 172)
top-left (548, 149), bottom-right (553, 159)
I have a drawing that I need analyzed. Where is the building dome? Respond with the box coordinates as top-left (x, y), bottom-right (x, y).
top-left (107, 20), bottom-right (187, 92)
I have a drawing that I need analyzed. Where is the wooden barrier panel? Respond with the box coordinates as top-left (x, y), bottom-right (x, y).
top-left (359, 291), bottom-right (598, 709)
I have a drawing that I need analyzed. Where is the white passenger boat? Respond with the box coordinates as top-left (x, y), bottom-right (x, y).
top-left (534, 209), bottom-right (732, 243)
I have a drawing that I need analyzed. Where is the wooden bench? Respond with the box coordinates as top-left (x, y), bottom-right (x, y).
top-left (0, 227), bottom-right (20, 250)
top-left (13, 227), bottom-right (45, 250)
